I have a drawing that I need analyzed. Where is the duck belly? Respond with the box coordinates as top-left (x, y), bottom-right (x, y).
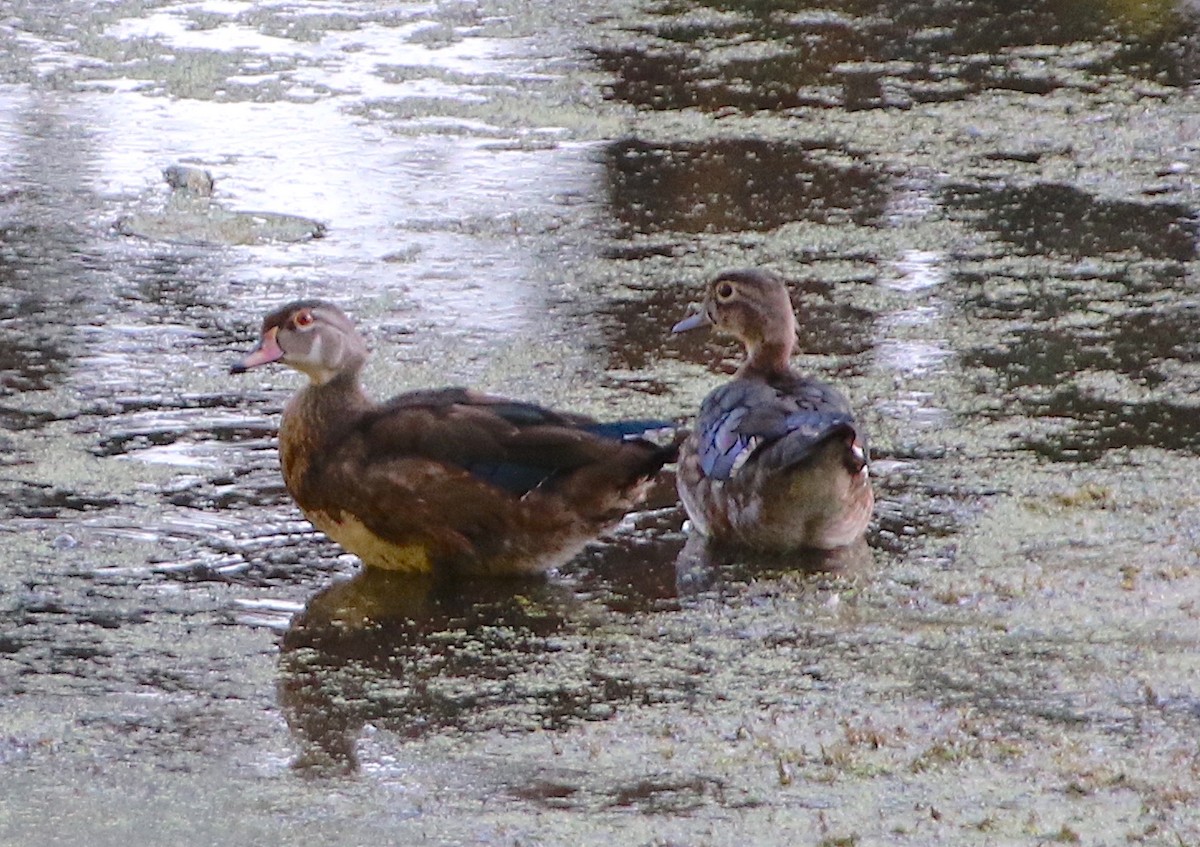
top-left (304, 504), bottom-right (602, 577)
top-left (306, 509), bottom-right (435, 573)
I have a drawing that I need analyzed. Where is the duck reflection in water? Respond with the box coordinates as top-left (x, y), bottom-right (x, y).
top-left (278, 568), bottom-right (579, 775)
top-left (278, 540), bottom-right (873, 775)
top-left (674, 533), bottom-right (875, 598)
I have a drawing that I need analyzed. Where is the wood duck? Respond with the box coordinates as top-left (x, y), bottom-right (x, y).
top-left (672, 269), bottom-right (873, 550)
top-left (232, 300), bottom-right (676, 577)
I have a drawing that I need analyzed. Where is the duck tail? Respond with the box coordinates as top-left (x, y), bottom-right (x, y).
top-left (586, 419), bottom-right (684, 467)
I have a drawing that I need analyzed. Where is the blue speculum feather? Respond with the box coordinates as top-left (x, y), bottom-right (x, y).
top-left (583, 419), bottom-right (673, 440)
top-left (463, 461), bottom-right (555, 495)
top-left (464, 419), bottom-right (673, 495)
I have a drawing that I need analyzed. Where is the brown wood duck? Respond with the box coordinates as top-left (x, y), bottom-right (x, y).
top-left (672, 269), bottom-right (873, 550)
top-left (232, 300), bottom-right (676, 577)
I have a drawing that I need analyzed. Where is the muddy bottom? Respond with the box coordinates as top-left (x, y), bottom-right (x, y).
top-left (2, 0), bottom-right (1199, 844)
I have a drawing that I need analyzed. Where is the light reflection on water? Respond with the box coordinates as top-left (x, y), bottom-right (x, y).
top-left (872, 249), bottom-right (953, 430)
top-left (886, 250), bottom-right (946, 293)
top-left (104, 8), bottom-right (302, 55)
top-left (2, 0), bottom-right (605, 368)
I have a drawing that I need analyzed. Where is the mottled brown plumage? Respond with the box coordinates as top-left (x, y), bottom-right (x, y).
top-left (673, 270), bottom-right (873, 550)
top-left (233, 300), bottom-right (675, 576)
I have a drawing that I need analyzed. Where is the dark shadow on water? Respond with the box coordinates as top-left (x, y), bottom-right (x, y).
top-left (957, 275), bottom-right (1200, 461)
top-left (0, 300), bottom-right (70, 396)
top-left (89, 394), bottom-right (278, 460)
top-left (964, 307), bottom-right (1200, 391)
top-left (603, 138), bottom-right (889, 235)
top-left (593, 0), bottom-right (1200, 113)
top-left (3, 480), bottom-right (124, 519)
top-left (1013, 390), bottom-right (1200, 463)
top-left (945, 182), bottom-right (1198, 261)
top-left (595, 24), bottom-right (858, 112)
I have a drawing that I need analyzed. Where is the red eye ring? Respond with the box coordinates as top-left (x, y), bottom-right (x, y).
top-left (294, 310), bottom-right (315, 328)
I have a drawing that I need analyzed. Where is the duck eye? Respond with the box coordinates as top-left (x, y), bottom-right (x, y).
top-left (716, 282), bottom-right (735, 300)
top-left (294, 310), bottom-right (315, 329)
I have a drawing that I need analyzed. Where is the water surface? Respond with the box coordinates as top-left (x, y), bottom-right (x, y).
top-left (2, 0), bottom-right (1199, 844)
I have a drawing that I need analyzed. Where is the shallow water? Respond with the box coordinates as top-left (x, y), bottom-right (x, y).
top-left (2, 0), bottom-right (1200, 844)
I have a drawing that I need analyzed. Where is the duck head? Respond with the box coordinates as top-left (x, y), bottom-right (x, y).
top-left (673, 269), bottom-right (797, 370)
top-left (231, 300), bottom-right (368, 385)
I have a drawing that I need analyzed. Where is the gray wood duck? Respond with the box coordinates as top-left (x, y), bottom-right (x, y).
top-left (232, 300), bottom-right (676, 577)
top-left (672, 269), bottom-right (873, 550)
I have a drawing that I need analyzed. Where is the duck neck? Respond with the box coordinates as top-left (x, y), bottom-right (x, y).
top-left (285, 369), bottom-right (371, 440)
top-left (279, 370), bottom-right (371, 491)
top-left (739, 337), bottom-right (794, 378)
top-left (305, 369), bottom-right (369, 414)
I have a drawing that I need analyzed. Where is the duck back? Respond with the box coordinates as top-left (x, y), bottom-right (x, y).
top-left (678, 371), bottom-right (871, 550)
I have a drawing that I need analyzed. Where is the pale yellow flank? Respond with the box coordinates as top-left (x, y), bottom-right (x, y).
top-left (309, 511), bottom-right (434, 574)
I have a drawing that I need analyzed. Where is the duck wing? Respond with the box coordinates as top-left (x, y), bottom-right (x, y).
top-left (351, 387), bottom-right (673, 496)
top-left (693, 377), bottom-right (864, 481)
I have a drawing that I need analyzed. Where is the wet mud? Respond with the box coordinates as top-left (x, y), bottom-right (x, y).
top-left (1, 0), bottom-right (1199, 844)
